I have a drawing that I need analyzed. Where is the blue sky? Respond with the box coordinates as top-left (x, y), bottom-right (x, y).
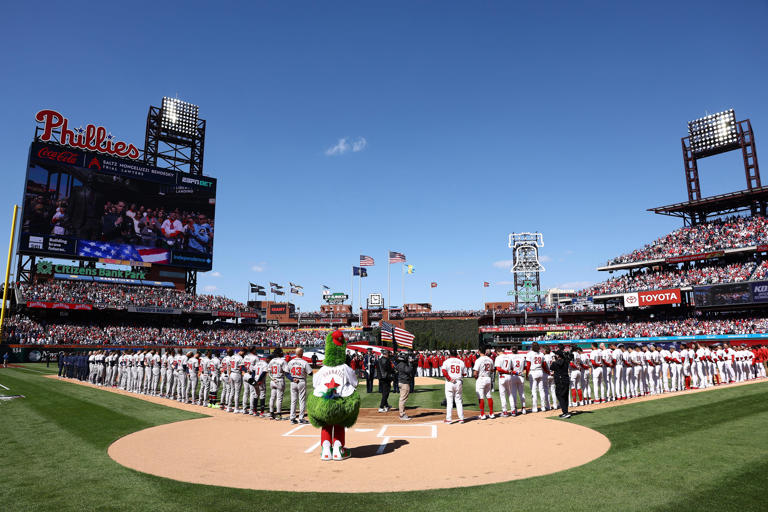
top-left (1, 1), bottom-right (767, 310)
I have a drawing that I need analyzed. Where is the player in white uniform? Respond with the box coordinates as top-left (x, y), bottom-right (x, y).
top-left (241, 348), bottom-right (258, 413)
top-left (176, 351), bottom-right (188, 401)
top-left (602, 344), bottom-right (616, 401)
top-left (206, 352), bottom-right (221, 407)
top-left (197, 351), bottom-right (211, 405)
top-left (589, 343), bottom-right (605, 403)
top-left (494, 350), bottom-right (514, 416)
top-left (473, 349), bottom-right (495, 419)
top-left (543, 347), bottom-right (557, 409)
top-left (228, 350), bottom-right (245, 413)
top-left (251, 355), bottom-right (269, 416)
top-left (525, 343), bottom-right (550, 412)
top-left (569, 348), bottom-right (583, 406)
top-left (150, 350), bottom-right (161, 396)
top-left (508, 348), bottom-right (527, 414)
top-left (185, 352), bottom-right (199, 404)
top-left (579, 350), bottom-right (592, 404)
top-left (219, 351), bottom-right (231, 408)
top-left (268, 348), bottom-right (287, 419)
top-left (658, 345), bottom-right (671, 393)
top-left (142, 350), bottom-right (152, 394)
top-left (441, 349), bottom-right (465, 423)
top-left (287, 348), bottom-right (312, 424)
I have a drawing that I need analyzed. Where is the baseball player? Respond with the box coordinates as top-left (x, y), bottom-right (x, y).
top-left (494, 349), bottom-right (514, 416)
top-left (602, 343), bottom-right (616, 401)
top-left (589, 343), bottom-right (605, 403)
top-left (473, 349), bottom-right (495, 419)
top-left (241, 348), bottom-right (258, 413)
top-left (525, 342), bottom-right (550, 412)
top-left (268, 348), bottom-right (287, 419)
top-left (659, 345), bottom-right (671, 393)
top-left (197, 351), bottom-right (211, 405)
top-left (441, 349), bottom-right (465, 423)
top-left (579, 348), bottom-right (593, 404)
top-left (186, 352), bottom-right (199, 404)
top-left (150, 350), bottom-right (161, 396)
top-left (250, 354), bottom-right (269, 416)
top-left (543, 346), bottom-right (557, 409)
top-left (207, 351), bottom-right (221, 407)
top-left (509, 347), bottom-right (527, 414)
top-left (570, 347), bottom-right (585, 405)
top-left (164, 349), bottom-right (176, 398)
top-left (176, 350), bottom-right (188, 402)
top-left (219, 351), bottom-right (231, 409)
top-left (287, 348), bottom-right (312, 424)
top-left (142, 350), bottom-right (152, 394)
top-left (228, 349), bottom-right (245, 413)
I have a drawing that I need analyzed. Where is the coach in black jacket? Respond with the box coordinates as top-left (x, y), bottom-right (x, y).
top-left (550, 349), bottom-right (572, 418)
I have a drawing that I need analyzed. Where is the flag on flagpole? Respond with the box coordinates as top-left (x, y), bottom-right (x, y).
top-left (431, 282), bottom-right (437, 288)
top-left (389, 251), bottom-right (406, 263)
top-left (353, 266), bottom-right (368, 277)
top-left (406, 264), bottom-right (414, 274)
top-left (382, 321), bottom-right (414, 348)
top-left (289, 282), bottom-right (303, 289)
top-left (271, 288), bottom-right (285, 295)
top-left (381, 322), bottom-right (393, 342)
top-left (322, 285), bottom-right (330, 290)
top-left (483, 282), bottom-right (490, 287)
top-left (360, 255), bottom-right (375, 266)
top-left (249, 282), bottom-right (264, 293)
top-left (270, 282), bottom-right (283, 289)
top-left (290, 287), bottom-right (304, 296)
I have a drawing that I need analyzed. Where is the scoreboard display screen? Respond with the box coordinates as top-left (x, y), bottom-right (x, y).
top-left (19, 142), bottom-right (217, 270)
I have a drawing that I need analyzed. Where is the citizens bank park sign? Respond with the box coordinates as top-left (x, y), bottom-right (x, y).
top-left (35, 109), bottom-right (141, 160)
top-left (623, 288), bottom-right (681, 308)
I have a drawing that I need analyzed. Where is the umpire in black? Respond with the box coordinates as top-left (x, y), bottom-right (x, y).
top-left (550, 348), bottom-right (572, 419)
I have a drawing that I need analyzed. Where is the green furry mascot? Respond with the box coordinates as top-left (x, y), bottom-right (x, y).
top-left (307, 330), bottom-right (361, 460)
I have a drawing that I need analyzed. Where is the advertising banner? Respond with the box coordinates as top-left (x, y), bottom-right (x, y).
top-left (693, 281), bottom-right (768, 307)
top-left (624, 289), bottom-right (681, 307)
top-left (126, 306), bottom-right (182, 315)
top-left (665, 251), bottom-right (724, 264)
top-left (26, 301), bottom-right (92, 310)
top-left (20, 142), bottom-right (216, 270)
top-left (479, 325), bottom-right (585, 333)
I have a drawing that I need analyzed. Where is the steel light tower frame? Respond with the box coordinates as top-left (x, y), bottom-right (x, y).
top-left (682, 109), bottom-right (761, 223)
top-left (507, 232), bottom-right (545, 308)
top-left (144, 97), bottom-right (207, 294)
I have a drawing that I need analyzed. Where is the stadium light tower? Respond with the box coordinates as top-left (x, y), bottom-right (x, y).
top-left (507, 233), bottom-right (545, 310)
top-left (144, 97), bottom-right (207, 294)
top-left (144, 97), bottom-right (206, 176)
top-left (682, 109), bottom-right (760, 218)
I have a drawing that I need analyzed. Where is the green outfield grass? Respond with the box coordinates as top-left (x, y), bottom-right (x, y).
top-left (1, 363), bottom-right (766, 512)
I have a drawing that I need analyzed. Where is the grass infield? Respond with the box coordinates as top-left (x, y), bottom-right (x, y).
top-left (1, 364), bottom-right (766, 512)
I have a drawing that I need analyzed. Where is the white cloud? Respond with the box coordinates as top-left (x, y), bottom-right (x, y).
top-left (557, 281), bottom-right (593, 290)
top-left (252, 265), bottom-right (265, 272)
top-left (495, 280), bottom-right (515, 285)
top-left (325, 136), bottom-right (367, 156)
top-left (351, 137), bottom-right (367, 152)
top-left (493, 259), bottom-right (515, 269)
top-left (539, 255), bottom-right (552, 262)
top-left (209, 271), bottom-right (221, 277)
top-left (565, 250), bottom-right (574, 255)
top-left (203, 285), bottom-right (217, 292)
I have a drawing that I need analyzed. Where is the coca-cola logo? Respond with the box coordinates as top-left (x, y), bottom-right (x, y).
top-left (37, 147), bottom-right (78, 164)
top-left (35, 109), bottom-right (141, 160)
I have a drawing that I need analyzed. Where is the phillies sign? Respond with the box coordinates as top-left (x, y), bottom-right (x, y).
top-left (35, 109), bottom-right (141, 160)
top-left (624, 288), bottom-right (681, 308)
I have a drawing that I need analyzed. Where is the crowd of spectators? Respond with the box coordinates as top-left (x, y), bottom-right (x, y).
top-left (607, 215), bottom-right (768, 265)
top-left (526, 315), bottom-right (768, 341)
top-left (17, 281), bottom-right (248, 312)
top-left (24, 191), bottom-right (214, 255)
top-left (2, 316), bottom-right (330, 347)
top-left (581, 261), bottom-right (759, 296)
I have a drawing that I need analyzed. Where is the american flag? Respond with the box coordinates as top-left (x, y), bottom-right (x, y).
top-left (389, 251), bottom-right (406, 263)
top-left (360, 255), bottom-right (374, 266)
top-left (381, 321), bottom-right (414, 349)
top-left (77, 241), bottom-right (169, 264)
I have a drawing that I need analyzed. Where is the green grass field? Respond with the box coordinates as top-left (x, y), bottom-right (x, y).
top-left (1, 364), bottom-right (767, 512)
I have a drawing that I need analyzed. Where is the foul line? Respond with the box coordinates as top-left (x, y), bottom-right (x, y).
top-left (9, 366), bottom-right (47, 374)
top-left (304, 441), bottom-right (320, 453)
top-left (0, 383), bottom-right (9, 390)
top-left (376, 436), bottom-right (391, 455)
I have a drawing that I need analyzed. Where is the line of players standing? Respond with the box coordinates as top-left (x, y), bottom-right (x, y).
top-left (413, 342), bottom-right (767, 419)
top-left (61, 347), bottom-right (313, 424)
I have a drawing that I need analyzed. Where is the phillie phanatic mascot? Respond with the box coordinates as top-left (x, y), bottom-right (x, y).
top-left (307, 330), bottom-right (360, 460)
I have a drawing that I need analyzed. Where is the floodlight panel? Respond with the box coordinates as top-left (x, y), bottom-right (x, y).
top-left (161, 97), bottom-right (199, 137)
top-left (688, 109), bottom-right (738, 155)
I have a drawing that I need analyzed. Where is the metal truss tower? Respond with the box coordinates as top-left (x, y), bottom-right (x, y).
top-left (508, 232), bottom-right (545, 308)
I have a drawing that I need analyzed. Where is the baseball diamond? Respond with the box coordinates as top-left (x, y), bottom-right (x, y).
top-left (3, 3), bottom-right (768, 511)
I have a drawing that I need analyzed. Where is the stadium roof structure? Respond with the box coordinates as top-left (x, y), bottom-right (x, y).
top-left (648, 186), bottom-right (768, 222)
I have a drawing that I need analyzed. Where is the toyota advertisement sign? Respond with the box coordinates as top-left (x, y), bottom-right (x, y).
top-left (624, 288), bottom-right (681, 308)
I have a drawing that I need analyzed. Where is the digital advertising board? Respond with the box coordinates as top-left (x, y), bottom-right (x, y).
top-left (19, 141), bottom-right (217, 270)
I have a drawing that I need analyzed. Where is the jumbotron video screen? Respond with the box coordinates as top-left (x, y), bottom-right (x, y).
top-left (19, 142), bottom-right (217, 270)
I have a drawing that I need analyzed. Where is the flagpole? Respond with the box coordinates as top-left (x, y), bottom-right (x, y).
top-left (482, 283), bottom-right (486, 310)
top-left (401, 263), bottom-right (405, 310)
top-left (358, 272), bottom-right (362, 320)
top-left (429, 281), bottom-right (432, 306)
top-left (350, 268), bottom-right (354, 319)
top-left (387, 250), bottom-right (390, 313)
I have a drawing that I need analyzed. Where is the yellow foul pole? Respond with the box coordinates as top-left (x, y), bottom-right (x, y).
top-left (0, 205), bottom-right (19, 336)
